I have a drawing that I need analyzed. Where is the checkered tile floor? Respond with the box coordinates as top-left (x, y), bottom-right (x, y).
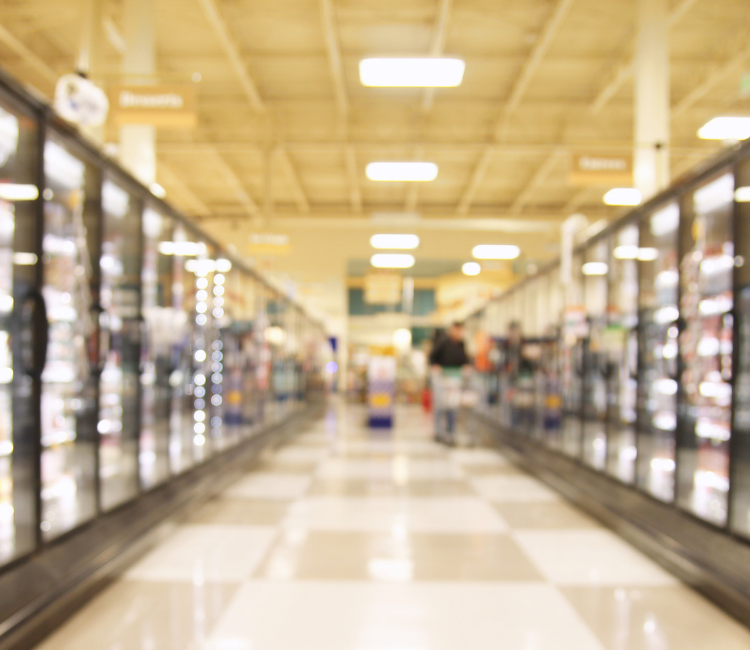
top-left (35, 401), bottom-right (750, 650)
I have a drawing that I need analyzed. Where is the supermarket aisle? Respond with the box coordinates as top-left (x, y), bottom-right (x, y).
top-left (34, 402), bottom-right (750, 650)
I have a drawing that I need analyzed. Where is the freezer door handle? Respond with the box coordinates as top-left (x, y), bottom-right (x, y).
top-left (20, 289), bottom-right (49, 379)
top-left (92, 303), bottom-right (110, 373)
top-left (138, 315), bottom-right (149, 375)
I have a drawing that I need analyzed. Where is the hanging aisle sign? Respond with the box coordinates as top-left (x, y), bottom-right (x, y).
top-left (569, 153), bottom-right (633, 186)
top-left (364, 271), bottom-right (402, 305)
top-left (54, 74), bottom-right (109, 127)
top-left (109, 85), bottom-right (197, 128)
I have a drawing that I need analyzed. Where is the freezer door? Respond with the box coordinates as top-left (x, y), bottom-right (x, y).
top-left (40, 138), bottom-right (100, 540)
top-left (0, 97), bottom-right (40, 566)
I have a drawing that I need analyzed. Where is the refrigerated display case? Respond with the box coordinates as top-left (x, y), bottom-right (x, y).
top-left (732, 157), bottom-right (750, 539)
top-left (559, 254), bottom-right (585, 458)
top-left (0, 95), bottom-right (39, 567)
top-left (0, 66), bottom-right (328, 645)
top-left (98, 177), bottom-right (141, 511)
top-left (605, 225), bottom-right (640, 484)
top-left (636, 202), bottom-right (680, 502)
top-left (676, 173), bottom-right (736, 525)
top-left (40, 137), bottom-right (99, 540)
top-left (139, 206), bottom-right (177, 489)
top-left (582, 240), bottom-right (609, 470)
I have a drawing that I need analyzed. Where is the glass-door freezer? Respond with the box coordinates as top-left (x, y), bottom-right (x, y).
top-left (98, 177), bottom-right (141, 511)
top-left (637, 202), bottom-right (680, 503)
top-left (676, 173), bottom-right (735, 525)
top-left (40, 138), bottom-right (99, 540)
top-left (0, 95), bottom-right (40, 567)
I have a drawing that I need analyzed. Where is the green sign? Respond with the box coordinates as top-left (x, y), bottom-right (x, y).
top-left (740, 72), bottom-right (750, 99)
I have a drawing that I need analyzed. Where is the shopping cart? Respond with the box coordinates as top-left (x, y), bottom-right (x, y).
top-left (432, 368), bottom-right (480, 446)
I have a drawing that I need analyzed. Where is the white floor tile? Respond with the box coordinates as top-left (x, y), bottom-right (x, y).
top-left (283, 497), bottom-right (508, 533)
top-left (272, 446), bottom-right (331, 464)
top-left (450, 448), bottom-right (509, 466)
top-left (333, 439), bottom-right (446, 456)
top-left (203, 581), bottom-right (605, 650)
top-left (224, 473), bottom-right (312, 500)
top-left (125, 525), bottom-right (277, 582)
top-left (317, 458), bottom-right (464, 481)
top-left (470, 475), bottom-right (561, 502)
top-left (513, 530), bottom-right (679, 586)
top-left (294, 432), bottom-right (335, 445)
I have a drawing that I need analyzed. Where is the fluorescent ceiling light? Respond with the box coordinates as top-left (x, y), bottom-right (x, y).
top-left (613, 245), bottom-right (659, 261)
top-left (613, 245), bottom-right (639, 260)
top-left (370, 234), bottom-right (420, 250)
top-left (698, 116), bottom-right (750, 141)
top-left (637, 247), bottom-right (659, 261)
top-left (462, 262), bottom-right (481, 276)
top-left (735, 186), bottom-right (750, 202)
top-left (150, 182), bottom-right (166, 198)
top-left (0, 184), bottom-right (39, 201)
top-left (366, 162), bottom-right (438, 182)
top-left (582, 262), bottom-right (608, 276)
top-left (472, 245), bottom-right (520, 260)
top-left (216, 258), bottom-right (232, 273)
top-left (360, 58), bottom-right (465, 87)
top-left (604, 188), bottom-right (642, 206)
top-left (371, 253), bottom-right (415, 269)
top-left (13, 252), bottom-right (38, 265)
top-left (158, 241), bottom-right (206, 256)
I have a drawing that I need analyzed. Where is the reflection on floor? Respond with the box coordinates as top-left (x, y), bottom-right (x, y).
top-left (34, 401), bottom-right (750, 650)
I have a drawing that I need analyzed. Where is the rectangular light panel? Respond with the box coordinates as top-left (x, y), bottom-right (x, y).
top-left (472, 245), bottom-right (520, 260)
top-left (370, 234), bottom-right (420, 250)
top-left (582, 262), bottom-right (609, 276)
top-left (698, 117), bottom-right (750, 141)
top-left (371, 254), bottom-right (415, 269)
top-left (0, 183), bottom-right (39, 201)
top-left (366, 162), bottom-right (438, 182)
top-left (360, 58), bottom-right (465, 87)
top-left (603, 188), bottom-right (642, 206)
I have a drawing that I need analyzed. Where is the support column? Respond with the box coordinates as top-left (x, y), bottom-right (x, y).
top-left (77, 0), bottom-right (104, 77)
top-left (120, 0), bottom-right (156, 185)
top-left (634, 0), bottom-right (670, 200)
top-left (77, 0), bottom-right (105, 145)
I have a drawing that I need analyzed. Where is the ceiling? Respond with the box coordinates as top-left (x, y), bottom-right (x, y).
top-left (0, 0), bottom-right (748, 322)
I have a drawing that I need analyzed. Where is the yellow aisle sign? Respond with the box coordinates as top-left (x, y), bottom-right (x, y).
top-left (110, 85), bottom-right (197, 128)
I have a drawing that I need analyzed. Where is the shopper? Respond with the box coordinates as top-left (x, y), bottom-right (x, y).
top-left (429, 322), bottom-right (471, 444)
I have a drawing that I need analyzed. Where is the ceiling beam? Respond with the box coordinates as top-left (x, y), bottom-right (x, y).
top-left (157, 140), bottom-right (718, 157)
top-left (673, 40), bottom-right (750, 117)
top-left (669, 0), bottom-right (701, 26)
top-left (208, 216), bottom-right (565, 233)
top-left (589, 0), bottom-right (701, 114)
top-left (457, 146), bottom-right (494, 216)
top-left (210, 148), bottom-right (259, 216)
top-left (277, 147), bottom-right (311, 213)
top-left (0, 21), bottom-right (58, 89)
top-left (422, 0), bottom-right (453, 112)
top-left (562, 187), bottom-right (592, 214)
top-left (319, 0), bottom-right (348, 115)
top-left (196, 0), bottom-right (265, 112)
top-left (344, 145), bottom-right (363, 213)
top-left (495, 0), bottom-right (576, 139)
top-left (510, 150), bottom-right (563, 214)
top-left (156, 162), bottom-right (211, 216)
top-left (404, 146), bottom-right (425, 212)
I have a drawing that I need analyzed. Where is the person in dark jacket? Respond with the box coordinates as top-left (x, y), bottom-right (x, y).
top-left (429, 322), bottom-right (471, 443)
